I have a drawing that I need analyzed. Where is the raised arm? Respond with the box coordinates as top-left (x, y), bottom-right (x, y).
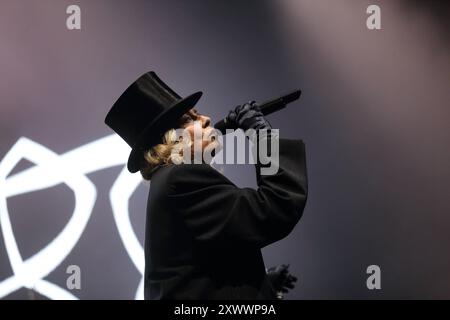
top-left (167, 137), bottom-right (307, 249)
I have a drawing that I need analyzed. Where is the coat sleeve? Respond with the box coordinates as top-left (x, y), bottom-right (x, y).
top-left (166, 138), bottom-right (308, 249)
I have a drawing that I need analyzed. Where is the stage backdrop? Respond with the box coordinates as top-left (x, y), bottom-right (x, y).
top-left (1, 0), bottom-right (449, 299)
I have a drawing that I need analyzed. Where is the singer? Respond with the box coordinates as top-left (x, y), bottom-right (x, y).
top-left (104, 71), bottom-right (308, 299)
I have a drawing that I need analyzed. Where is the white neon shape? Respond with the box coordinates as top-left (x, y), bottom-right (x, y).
top-left (0, 137), bottom-right (96, 299)
top-left (109, 166), bottom-right (145, 300)
top-left (0, 134), bottom-right (145, 299)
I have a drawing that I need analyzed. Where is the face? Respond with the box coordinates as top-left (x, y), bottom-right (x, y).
top-left (177, 108), bottom-right (219, 158)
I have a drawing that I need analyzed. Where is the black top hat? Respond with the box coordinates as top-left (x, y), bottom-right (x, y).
top-left (105, 71), bottom-right (202, 173)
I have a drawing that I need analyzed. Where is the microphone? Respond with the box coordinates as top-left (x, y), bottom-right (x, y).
top-left (213, 90), bottom-right (302, 134)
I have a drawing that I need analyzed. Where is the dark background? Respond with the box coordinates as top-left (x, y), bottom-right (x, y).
top-left (1, 0), bottom-right (449, 299)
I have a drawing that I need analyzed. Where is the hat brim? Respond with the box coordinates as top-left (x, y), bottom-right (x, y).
top-left (127, 91), bottom-right (203, 173)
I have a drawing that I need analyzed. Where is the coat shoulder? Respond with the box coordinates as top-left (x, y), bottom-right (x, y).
top-left (162, 164), bottom-right (235, 196)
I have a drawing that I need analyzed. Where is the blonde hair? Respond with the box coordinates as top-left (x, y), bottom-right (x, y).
top-left (139, 128), bottom-right (192, 181)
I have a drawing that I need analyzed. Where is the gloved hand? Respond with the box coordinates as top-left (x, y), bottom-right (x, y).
top-left (266, 264), bottom-right (297, 299)
top-left (226, 101), bottom-right (272, 132)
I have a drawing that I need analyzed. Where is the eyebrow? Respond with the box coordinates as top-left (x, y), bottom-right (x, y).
top-left (178, 109), bottom-right (200, 126)
top-left (189, 108), bottom-right (200, 117)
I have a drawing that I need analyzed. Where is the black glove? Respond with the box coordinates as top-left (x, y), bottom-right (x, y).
top-left (266, 264), bottom-right (297, 299)
top-left (226, 101), bottom-right (272, 132)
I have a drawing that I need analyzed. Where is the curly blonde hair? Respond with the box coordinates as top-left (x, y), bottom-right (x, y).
top-left (139, 128), bottom-right (192, 181)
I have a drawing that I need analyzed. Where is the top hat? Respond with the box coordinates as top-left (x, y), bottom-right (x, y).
top-left (104, 71), bottom-right (202, 173)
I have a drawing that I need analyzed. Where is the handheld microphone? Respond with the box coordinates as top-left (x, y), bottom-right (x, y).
top-left (213, 90), bottom-right (302, 134)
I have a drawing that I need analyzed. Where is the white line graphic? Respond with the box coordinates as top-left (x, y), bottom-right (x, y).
top-left (0, 135), bottom-right (144, 299)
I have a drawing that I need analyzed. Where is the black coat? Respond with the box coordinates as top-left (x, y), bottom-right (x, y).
top-left (144, 138), bottom-right (308, 299)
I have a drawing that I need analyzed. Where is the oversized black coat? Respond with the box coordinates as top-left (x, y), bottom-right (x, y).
top-left (144, 138), bottom-right (308, 299)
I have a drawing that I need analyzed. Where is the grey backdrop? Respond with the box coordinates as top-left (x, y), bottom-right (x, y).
top-left (1, 0), bottom-right (449, 299)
